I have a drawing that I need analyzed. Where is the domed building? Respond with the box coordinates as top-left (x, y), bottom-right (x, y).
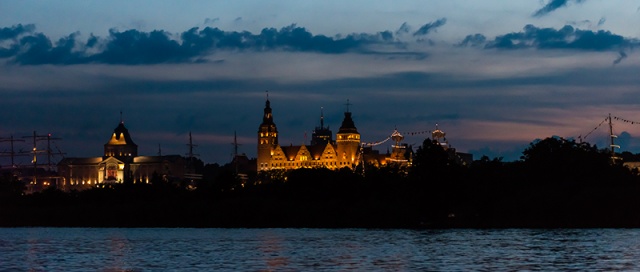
top-left (57, 119), bottom-right (187, 191)
top-left (104, 121), bottom-right (138, 158)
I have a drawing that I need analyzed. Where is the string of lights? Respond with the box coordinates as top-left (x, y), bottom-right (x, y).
top-left (403, 130), bottom-right (431, 136)
top-left (581, 115), bottom-right (640, 141)
top-left (612, 116), bottom-right (640, 125)
top-left (581, 117), bottom-right (608, 141)
top-left (362, 129), bottom-right (432, 147)
top-left (362, 136), bottom-right (392, 147)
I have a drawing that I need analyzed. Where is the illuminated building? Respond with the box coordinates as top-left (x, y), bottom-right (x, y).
top-left (385, 129), bottom-right (414, 165)
top-left (256, 98), bottom-right (469, 172)
top-left (361, 129), bottom-right (414, 168)
top-left (257, 98), bottom-right (361, 172)
top-left (57, 120), bottom-right (186, 190)
top-left (104, 121), bottom-right (138, 157)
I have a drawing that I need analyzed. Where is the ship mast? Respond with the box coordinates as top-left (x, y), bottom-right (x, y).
top-left (608, 113), bottom-right (620, 162)
top-left (0, 135), bottom-right (26, 169)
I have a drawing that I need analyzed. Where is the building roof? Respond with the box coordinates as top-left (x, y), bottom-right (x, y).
top-left (106, 122), bottom-right (137, 147)
top-left (133, 155), bottom-right (183, 164)
top-left (281, 145), bottom-right (302, 160)
top-left (306, 144), bottom-right (326, 158)
top-left (261, 99), bottom-right (276, 126)
top-left (58, 157), bottom-right (104, 165)
top-left (338, 111), bottom-right (359, 134)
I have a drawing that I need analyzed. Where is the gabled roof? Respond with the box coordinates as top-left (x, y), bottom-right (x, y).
top-left (271, 145), bottom-right (286, 159)
top-left (281, 145), bottom-right (302, 160)
top-left (100, 156), bottom-right (127, 164)
top-left (307, 144), bottom-right (327, 159)
top-left (307, 143), bottom-right (336, 159)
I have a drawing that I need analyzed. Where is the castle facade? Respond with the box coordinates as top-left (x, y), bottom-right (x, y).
top-left (257, 98), bottom-right (361, 172)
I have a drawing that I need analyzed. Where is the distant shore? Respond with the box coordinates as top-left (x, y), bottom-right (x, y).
top-left (2, 181), bottom-right (640, 229)
top-left (3, 136), bottom-right (640, 229)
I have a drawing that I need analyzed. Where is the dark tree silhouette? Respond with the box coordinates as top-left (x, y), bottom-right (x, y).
top-left (410, 138), bottom-right (455, 181)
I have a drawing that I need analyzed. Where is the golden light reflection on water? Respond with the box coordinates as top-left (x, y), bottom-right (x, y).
top-left (106, 234), bottom-right (131, 271)
top-left (256, 231), bottom-right (291, 270)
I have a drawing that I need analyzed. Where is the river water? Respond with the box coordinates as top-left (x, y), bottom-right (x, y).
top-left (1, 228), bottom-right (639, 271)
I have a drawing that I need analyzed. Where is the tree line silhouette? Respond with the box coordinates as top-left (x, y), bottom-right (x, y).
top-left (2, 136), bottom-right (640, 228)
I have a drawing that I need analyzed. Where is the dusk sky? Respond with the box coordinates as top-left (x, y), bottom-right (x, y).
top-left (2, 0), bottom-right (640, 165)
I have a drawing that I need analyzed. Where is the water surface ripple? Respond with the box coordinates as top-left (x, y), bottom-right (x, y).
top-left (1, 228), bottom-right (639, 271)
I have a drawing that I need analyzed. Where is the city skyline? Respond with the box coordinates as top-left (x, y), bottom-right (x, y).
top-left (3, 0), bottom-right (640, 165)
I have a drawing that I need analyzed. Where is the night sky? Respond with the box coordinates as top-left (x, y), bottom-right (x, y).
top-left (2, 0), bottom-right (640, 166)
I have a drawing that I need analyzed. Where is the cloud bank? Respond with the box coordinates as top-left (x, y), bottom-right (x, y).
top-left (1, 20), bottom-right (636, 66)
top-left (485, 24), bottom-right (633, 51)
top-left (0, 24), bottom-right (399, 65)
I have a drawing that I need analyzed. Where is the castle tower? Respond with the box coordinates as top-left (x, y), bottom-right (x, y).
top-left (311, 107), bottom-right (333, 146)
top-left (257, 97), bottom-right (278, 171)
top-left (104, 120), bottom-right (138, 158)
top-left (335, 100), bottom-right (360, 168)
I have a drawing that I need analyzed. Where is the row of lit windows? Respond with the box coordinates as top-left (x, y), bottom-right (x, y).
top-left (69, 179), bottom-right (119, 185)
top-left (259, 132), bottom-right (277, 137)
top-left (265, 161), bottom-right (340, 168)
top-left (271, 155), bottom-right (335, 161)
top-left (68, 177), bottom-right (152, 186)
top-left (105, 152), bottom-right (133, 157)
top-left (337, 135), bottom-right (360, 140)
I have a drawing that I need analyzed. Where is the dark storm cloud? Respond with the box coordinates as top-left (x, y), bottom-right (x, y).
top-left (413, 18), bottom-right (447, 36)
top-left (533, 0), bottom-right (586, 17)
top-left (485, 24), bottom-right (633, 51)
top-left (95, 29), bottom-right (185, 64)
top-left (0, 24), bottom-right (402, 65)
top-left (0, 24), bottom-right (36, 58)
top-left (15, 32), bottom-right (90, 65)
top-left (0, 24), bottom-right (35, 40)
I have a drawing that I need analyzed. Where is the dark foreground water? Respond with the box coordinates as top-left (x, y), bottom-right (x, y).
top-left (1, 228), bottom-right (640, 271)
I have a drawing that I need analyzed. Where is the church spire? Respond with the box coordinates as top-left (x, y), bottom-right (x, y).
top-left (262, 94), bottom-right (274, 125)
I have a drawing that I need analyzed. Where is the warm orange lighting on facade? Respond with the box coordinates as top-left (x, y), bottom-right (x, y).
top-left (257, 99), bottom-right (361, 172)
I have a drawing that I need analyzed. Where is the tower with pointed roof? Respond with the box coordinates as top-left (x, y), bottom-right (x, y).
top-left (335, 100), bottom-right (361, 168)
top-left (256, 97), bottom-right (361, 172)
top-left (104, 120), bottom-right (138, 158)
top-left (257, 96), bottom-right (279, 171)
